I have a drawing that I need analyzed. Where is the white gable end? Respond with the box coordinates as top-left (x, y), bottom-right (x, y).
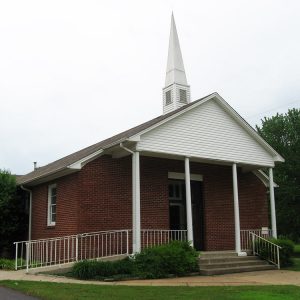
top-left (137, 99), bottom-right (275, 167)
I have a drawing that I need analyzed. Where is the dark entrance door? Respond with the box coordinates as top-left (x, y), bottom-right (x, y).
top-left (168, 179), bottom-right (204, 251)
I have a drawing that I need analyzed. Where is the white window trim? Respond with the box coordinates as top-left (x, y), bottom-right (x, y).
top-left (48, 183), bottom-right (57, 226)
top-left (168, 172), bottom-right (203, 181)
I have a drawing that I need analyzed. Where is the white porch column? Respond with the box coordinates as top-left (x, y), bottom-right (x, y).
top-left (132, 152), bottom-right (136, 253)
top-left (185, 157), bottom-right (194, 247)
top-left (269, 168), bottom-right (277, 238)
top-left (232, 163), bottom-right (245, 256)
top-left (132, 151), bottom-right (141, 253)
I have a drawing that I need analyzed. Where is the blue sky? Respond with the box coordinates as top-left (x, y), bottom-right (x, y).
top-left (0, 0), bottom-right (299, 174)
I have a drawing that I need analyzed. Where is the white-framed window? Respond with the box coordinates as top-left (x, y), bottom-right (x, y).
top-left (48, 184), bottom-right (57, 226)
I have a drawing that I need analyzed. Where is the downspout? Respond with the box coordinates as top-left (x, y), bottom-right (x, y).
top-left (20, 185), bottom-right (32, 241)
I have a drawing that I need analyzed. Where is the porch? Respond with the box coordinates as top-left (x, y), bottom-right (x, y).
top-left (122, 151), bottom-right (278, 255)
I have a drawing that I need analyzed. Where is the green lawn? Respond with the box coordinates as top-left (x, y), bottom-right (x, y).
top-left (1, 281), bottom-right (300, 300)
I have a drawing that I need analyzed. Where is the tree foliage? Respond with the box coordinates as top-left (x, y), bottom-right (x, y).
top-left (0, 169), bottom-right (27, 257)
top-left (256, 108), bottom-right (300, 240)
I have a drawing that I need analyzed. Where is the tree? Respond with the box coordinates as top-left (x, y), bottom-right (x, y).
top-left (256, 108), bottom-right (300, 241)
top-left (0, 169), bottom-right (27, 257)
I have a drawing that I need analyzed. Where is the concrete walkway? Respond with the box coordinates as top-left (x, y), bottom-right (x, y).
top-left (1, 269), bottom-right (300, 287)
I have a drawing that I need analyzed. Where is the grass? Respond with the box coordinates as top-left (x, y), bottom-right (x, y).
top-left (1, 281), bottom-right (300, 300)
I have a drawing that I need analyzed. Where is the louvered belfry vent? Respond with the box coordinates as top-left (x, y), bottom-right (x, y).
top-left (165, 90), bottom-right (172, 105)
top-left (179, 89), bottom-right (187, 103)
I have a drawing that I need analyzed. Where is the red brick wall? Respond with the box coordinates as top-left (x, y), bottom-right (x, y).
top-left (30, 155), bottom-right (269, 251)
top-left (31, 173), bottom-right (80, 239)
top-left (78, 155), bottom-right (132, 233)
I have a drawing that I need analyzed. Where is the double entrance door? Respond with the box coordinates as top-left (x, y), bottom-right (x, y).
top-left (169, 179), bottom-right (204, 251)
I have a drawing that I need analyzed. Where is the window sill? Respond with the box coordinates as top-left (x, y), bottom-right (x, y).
top-left (47, 224), bottom-right (56, 228)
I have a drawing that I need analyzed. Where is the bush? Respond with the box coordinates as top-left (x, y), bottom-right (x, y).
top-left (272, 238), bottom-right (295, 267)
top-left (72, 241), bottom-right (199, 280)
top-left (133, 241), bottom-right (198, 279)
top-left (72, 257), bottom-right (135, 280)
top-left (0, 258), bottom-right (15, 270)
top-left (255, 238), bottom-right (294, 267)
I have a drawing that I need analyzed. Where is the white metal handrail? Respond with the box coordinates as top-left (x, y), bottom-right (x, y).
top-left (250, 232), bottom-right (281, 269)
top-left (141, 229), bottom-right (187, 249)
top-left (14, 229), bottom-right (130, 272)
top-left (240, 229), bottom-right (272, 251)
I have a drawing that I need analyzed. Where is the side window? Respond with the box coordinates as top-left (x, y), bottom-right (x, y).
top-left (48, 184), bottom-right (57, 226)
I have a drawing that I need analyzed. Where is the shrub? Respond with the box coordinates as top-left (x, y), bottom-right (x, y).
top-left (255, 238), bottom-right (294, 267)
top-left (133, 241), bottom-right (198, 279)
top-left (0, 258), bottom-right (15, 270)
top-left (72, 260), bottom-right (99, 280)
top-left (72, 241), bottom-right (199, 280)
top-left (271, 238), bottom-right (295, 267)
top-left (72, 257), bottom-right (135, 280)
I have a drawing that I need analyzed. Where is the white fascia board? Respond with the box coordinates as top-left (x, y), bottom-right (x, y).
top-left (214, 94), bottom-right (285, 163)
top-left (67, 149), bottom-right (104, 170)
top-left (21, 168), bottom-right (79, 186)
top-left (253, 170), bottom-right (279, 188)
top-left (129, 93), bottom-right (217, 140)
top-left (137, 148), bottom-right (275, 168)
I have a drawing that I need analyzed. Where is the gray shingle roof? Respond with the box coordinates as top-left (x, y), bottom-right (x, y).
top-left (17, 94), bottom-right (214, 185)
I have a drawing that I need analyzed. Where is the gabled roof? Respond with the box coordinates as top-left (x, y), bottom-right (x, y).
top-left (17, 93), bottom-right (214, 185)
top-left (17, 92), bottom-right (284, 186)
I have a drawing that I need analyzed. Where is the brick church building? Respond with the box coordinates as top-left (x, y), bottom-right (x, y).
top-left (17, 14), bottom-right (283, 260)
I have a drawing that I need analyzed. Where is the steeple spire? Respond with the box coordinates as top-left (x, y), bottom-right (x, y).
top-left (165, 13), bottom-right (187, 86)
top-left (163, 13), bottom-right (190, 114)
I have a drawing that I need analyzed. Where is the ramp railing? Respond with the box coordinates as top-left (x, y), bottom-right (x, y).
top-left (14, 229), bottom-right (129, 272)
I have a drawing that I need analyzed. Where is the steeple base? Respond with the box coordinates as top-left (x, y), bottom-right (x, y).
top-left (163, 83), bottom-right (190, 114)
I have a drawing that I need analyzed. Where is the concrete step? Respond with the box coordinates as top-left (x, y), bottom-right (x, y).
top-left (200, 264), bottom-right (276, 276)
top-left (200, 251), bottom-right (237, 258)
top-left (199, 259), bottom-right (268, 270)
top-left (199, 256), bottom-right (258, 264)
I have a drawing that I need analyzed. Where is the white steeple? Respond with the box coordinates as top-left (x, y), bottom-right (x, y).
top-left (163, 13), bottom-right (190, 114)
